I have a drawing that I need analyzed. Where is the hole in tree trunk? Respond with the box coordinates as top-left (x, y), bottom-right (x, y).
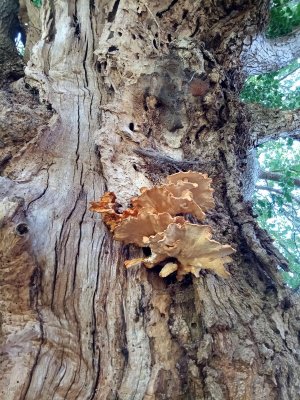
top-left (15, 223), bottom-right (29, 236)
top-left (108, 45), bottom-right (118, 52)
top-left (142, 247), bottom-right (151, 257)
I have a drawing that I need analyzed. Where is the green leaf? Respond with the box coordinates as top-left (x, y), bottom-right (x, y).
top-left (267, 0), bottom-right (300, 38)
top-left (253, 138), bottom-right (300, 288)
top-left (32, 0), bottom-right (42, 7)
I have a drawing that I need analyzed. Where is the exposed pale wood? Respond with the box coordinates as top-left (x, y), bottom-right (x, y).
top-left (1, 1), bottom-right (300, 399)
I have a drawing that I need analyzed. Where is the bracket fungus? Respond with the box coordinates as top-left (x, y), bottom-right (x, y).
top-left (90, 171), bottom-right (235, 280)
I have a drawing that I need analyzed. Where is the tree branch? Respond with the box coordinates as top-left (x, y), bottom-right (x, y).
top-left (256, 185), bottom-right (300, 205)
top-left (278, 240), bottom-right (300, 265)
top-left (243, 31), bottom-right (300, 75)
top-left (248, 104), bottom-right (300, 144)
top-left (258, 171), bottom-right (300, 187)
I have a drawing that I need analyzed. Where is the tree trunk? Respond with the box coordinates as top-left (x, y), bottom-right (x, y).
top-left (1, 1), bottom-right (300, 399)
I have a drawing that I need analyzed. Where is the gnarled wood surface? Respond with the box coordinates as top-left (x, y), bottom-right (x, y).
top-left (1, 1), bottom-right (300, 399)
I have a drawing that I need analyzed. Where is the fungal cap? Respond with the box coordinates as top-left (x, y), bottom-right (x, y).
top-left (114, 211), bottom-right (185, 246)
top-left (89, 191), bottom-right (138, 231)
top-left (166, 171), bottom-right (215, 211)
top-left (145, 222), bottom-right (235, 279)
top-left (159, 262), bottom-right (178, 278)
top-left (132, 185), bottom-right (206, 221)
top-left (124, 258), bottom-right (144, 269)
top-left (89, 191), bottom-right (117, 214)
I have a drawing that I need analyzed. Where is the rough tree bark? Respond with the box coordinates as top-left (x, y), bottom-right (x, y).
top-left (1, 1), bottom-right (300, 400)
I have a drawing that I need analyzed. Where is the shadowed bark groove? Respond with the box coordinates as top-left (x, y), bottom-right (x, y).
top-left (1, 1), bottom-right (300, 400)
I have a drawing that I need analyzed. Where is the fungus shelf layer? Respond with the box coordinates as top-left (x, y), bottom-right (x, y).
top-left (90, 172), bottom-right (235, 280)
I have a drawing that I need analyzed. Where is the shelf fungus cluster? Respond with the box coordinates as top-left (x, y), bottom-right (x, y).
top-left (90, 172), bottom-right (235, 280)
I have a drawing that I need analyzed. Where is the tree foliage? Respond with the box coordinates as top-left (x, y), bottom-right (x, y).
top-left (241, 59), bottom-right (300, 110)
top-left (32, 0), bottom-right (42, 8)
top-left (267, 0), bottom-right (300, 38)
top-left (254, 139), bottom-right (300, 288)
top-left (243, 0), bottom-right (300, 287)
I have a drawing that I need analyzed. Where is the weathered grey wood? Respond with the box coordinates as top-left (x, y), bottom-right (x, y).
top-left (243, 30), bottom-right (300, 75)
top-left (1, 1), bottom-right (300, 399)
